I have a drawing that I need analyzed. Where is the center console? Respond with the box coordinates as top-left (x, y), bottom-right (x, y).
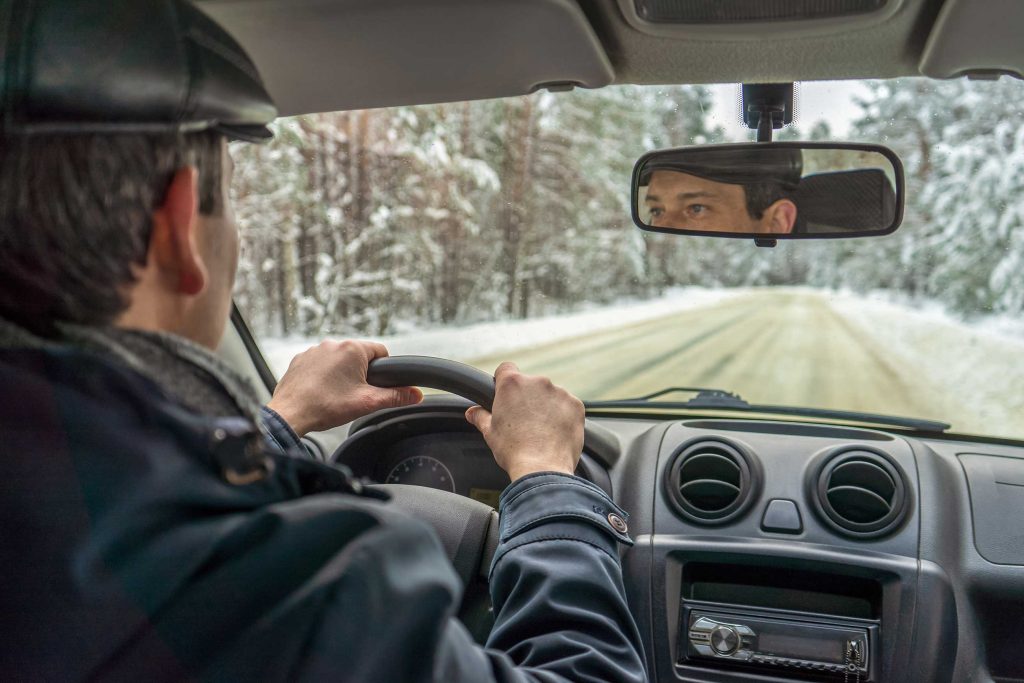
top-left (614, 418), bottom-right (959, 683)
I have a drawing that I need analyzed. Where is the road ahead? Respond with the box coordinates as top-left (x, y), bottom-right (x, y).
top-left (465, 291), bottom-right (967, 427)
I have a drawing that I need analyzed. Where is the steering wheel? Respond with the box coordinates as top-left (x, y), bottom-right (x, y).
top-left (334, 356), bottom-right (619, 639)
top-left (350, 357), bottom-right (504, 588)
top-left (334, 356), bottom-right (617, 586)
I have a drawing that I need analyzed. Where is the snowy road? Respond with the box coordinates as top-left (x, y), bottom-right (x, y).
top-left (463, 290), bottom-right (1024, 438)
top-left (262, 289), bottom-right (1024, 439)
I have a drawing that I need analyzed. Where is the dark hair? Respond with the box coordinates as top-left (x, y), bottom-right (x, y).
top-left (0, 131), bottom-right (223, 335)
top-left (743, 180), bottom-right (797, 219)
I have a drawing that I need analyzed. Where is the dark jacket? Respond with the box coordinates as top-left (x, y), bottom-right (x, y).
top-left (0, 348), bottom-right (648, 682)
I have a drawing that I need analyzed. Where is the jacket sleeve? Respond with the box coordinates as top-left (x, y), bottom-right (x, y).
top-left (434, 472), bottom-right (649, 683)
top-left (259, 405), bottom-right (323, 460)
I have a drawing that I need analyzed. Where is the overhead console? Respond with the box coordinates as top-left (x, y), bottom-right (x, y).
top-left (616, 0), bottom-right (906, 40)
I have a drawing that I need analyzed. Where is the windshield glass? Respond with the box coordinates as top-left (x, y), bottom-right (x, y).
top-left (232, 78), bottom-right (1024, 441)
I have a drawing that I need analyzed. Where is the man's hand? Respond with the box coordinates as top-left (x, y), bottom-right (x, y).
top-left (465, 362), bottom-right (584, 482)
top-left (267, 341), bottom-right (422, 437)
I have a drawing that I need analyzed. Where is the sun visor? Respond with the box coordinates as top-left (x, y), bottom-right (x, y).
top-left (197, 0), bottom-right (614, 116)
top-left (920, 0), bottom-right (1024, 79)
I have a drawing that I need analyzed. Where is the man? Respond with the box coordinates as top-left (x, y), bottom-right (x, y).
top-left (0, 2), bottom-right (647, 682)
top-left (643, 169), bottom-right (799, 234)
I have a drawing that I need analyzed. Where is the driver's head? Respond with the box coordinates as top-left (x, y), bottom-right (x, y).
top-left (0, 0), bottom-right (275, 349)
top-left (0, 132), bottom-right (236, 348)
top-left (644, 170), bottom-right (798, 234)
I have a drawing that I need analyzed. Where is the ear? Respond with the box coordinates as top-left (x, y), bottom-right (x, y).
top-left (149, 167), bottom-right (207, 296)
top-left (765, 198), bottom-right (798, 234)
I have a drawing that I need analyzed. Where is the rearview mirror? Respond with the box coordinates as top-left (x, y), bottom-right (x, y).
top-left (632, 143), bottom-right (904, 240)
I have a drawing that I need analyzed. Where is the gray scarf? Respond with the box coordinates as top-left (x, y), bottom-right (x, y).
top-left (0, 317), bottom-right (264, 423)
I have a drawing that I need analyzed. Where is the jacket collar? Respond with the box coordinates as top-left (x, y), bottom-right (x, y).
top-left (0, 317), bottom-right (263, 422)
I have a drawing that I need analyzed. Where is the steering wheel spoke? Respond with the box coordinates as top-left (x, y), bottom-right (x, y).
top-left (369, 484), bottom-right (499, 586)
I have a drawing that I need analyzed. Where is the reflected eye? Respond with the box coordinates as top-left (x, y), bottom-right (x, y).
top-left (688, 204), bottom-right (708, 217)
top-left (648, 207), bottom-right (664, 217)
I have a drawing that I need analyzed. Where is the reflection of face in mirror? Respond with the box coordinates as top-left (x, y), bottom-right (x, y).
top-left (644, 170), bottom-right (798, 234)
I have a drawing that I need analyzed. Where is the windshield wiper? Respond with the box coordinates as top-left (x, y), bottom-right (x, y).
top-left (585, 387), bottom-right (951, 433)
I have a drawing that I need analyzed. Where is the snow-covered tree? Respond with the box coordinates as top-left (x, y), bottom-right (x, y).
top-left (231, 77), bottom-right (1024, 338)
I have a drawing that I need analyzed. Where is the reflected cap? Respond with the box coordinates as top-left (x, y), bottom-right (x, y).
top-left (0, 0), bottom-right (277, 142)
top-left (641, 146), bottom-right (803, 186)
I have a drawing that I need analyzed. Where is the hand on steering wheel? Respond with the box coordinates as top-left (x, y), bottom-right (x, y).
top-left (339, 356), bottom-right (585, 584)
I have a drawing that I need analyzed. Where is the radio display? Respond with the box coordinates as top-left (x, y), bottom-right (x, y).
top-left (757, 632), bottom-right (844, 663)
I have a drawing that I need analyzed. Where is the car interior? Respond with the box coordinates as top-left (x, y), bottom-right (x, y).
top-left (203, 1), bottom-right (1024, 681)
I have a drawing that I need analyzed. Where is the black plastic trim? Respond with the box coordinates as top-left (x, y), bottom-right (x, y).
top-left (352, 391), bottom-right (622, 469)
top-left (587, 409), bottom-right (1024, 448)
top-left (333, 410), bottom-right (612, 497)
top-left (230, 302), bottom-right (277, 394)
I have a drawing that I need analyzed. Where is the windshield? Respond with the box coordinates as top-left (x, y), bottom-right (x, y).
top-left (232, 78), bottom-right (1024, 441)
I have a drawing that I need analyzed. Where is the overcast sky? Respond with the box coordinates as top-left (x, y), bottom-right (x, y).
top-left (706, 80), bottom-right (873, 140)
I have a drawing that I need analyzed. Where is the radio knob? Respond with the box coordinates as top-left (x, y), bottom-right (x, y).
top-left (709, 625), bottom-right (741, 655)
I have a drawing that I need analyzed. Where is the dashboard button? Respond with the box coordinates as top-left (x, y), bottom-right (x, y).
top-left (710, 626), bottom-right (741, 655)
top-left (691, 617), bottom-right (719, 632)
top-left (761, 498), bottom-right (803, 533)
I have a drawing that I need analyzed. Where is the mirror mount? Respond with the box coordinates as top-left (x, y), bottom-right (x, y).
top-left (742, 83), bottom-right (795, 143)
top-left (754, 237), bottom-right (777, 248)
top-left (754, 112), bottom-right (776, 142)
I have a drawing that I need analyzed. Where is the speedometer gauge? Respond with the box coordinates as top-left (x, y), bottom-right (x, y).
top-left (385, 455), bottom-right (455, 493)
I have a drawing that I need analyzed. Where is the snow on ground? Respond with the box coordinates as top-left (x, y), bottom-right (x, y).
top-left (836, 288), bottom-right (1024, 343)
top-left (260, 287), bottom-right (741, 375)
top-left (828, 290), bottom-right (1024, 437)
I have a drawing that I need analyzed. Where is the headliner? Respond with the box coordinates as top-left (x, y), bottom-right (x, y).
top-left (198, 0), bottom-right (1020, 117)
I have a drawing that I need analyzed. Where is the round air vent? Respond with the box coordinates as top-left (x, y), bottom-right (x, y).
top-left (812, 449), bottom-right (909, 538)
top-left (664, 439), bottom-right (760, 524)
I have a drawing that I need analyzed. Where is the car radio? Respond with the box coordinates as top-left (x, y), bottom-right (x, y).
top-left (684, 609), bottom-right (873, 679)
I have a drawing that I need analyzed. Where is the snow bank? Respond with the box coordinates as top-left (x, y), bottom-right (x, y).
top-left (836, 288), bottom-right (1024, 343)
top-left (828, 291), bottom-right (1024, 437)
top-left (260, 287), bottom-right (740, 375)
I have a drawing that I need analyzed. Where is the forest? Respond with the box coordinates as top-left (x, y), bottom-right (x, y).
top-left (231, 78), bottom-right (1024, 338)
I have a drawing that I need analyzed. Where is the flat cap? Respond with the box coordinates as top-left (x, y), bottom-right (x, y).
top-left (641, 146), bottom-right (804, 187)
top-left (0, 0), bottom-right (277, 141)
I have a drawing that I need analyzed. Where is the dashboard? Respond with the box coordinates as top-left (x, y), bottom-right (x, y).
top-left (334, 399), bottom-right (1024, 683)
top-left (337, 399), bottom-right (613, 507)
top-left (373, 433), bottom-right (509, 507)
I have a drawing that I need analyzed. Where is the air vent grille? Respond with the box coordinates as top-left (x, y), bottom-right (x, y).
top-left (635, 0), bottom-right (887, 25)
top-left (813, 450), bottom-right (908, 538)
top-left (665, 440), bottom-right (759, 524)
